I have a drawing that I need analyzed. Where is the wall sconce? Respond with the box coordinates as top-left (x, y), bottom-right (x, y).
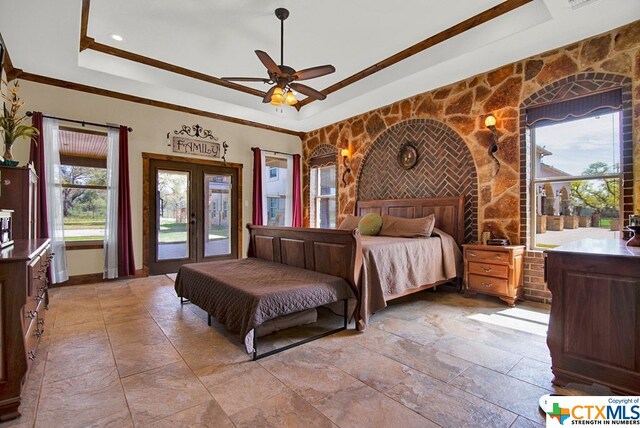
top-left (341, 148), bottom-right (352, 186)
top-left (484, 114), bottom-right (500, 177)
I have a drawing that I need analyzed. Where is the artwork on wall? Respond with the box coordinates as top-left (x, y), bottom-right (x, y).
top-left (167, 124), bottom-right (228, 163)
top-left (397, 142), bottom-right (418, 170)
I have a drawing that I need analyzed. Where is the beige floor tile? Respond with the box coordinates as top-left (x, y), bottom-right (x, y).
top-left (449, 364), bottom-right (548, 424)
top-left (259, 347), bottom-right (360, 404)
top-left (44, 327), bottom-right (115, 384)
top-left (374, 316), bottom-right (442, 345)
top-left (195, 361), bottom-right (287, 415)
top-left (173, 336), bottom-right (248, 371)
top-left (376, 334), bottom-right (473, 382)
top-left (507, 357), bottom-right (554, 390)
top-left (431, 335), bottom-right (523, 373)
top-left (230, 391), bottom-right (336, 428)
top-left (510, 416), bottom-right (545, 428)
top-left (386, 368), bottom-right (518, 428)
top-left (101, 303), bottom-right (152, 325)
top-left (121, 360), bottom-right (211, 426)
top-left (36, 367), bottom-right (132, 428)
top-left (315, 382), bottom-right (435, 428)
top-left (331, 344), bottom-right (413, 392)
top-left (106, 317), bottom-right (167, 347)
top-left (52, 308), bottom-right (101, 329)
top-left (112, 338), bottom-right (183, 378)
top-left (143, 400), bottom-right (234, 428)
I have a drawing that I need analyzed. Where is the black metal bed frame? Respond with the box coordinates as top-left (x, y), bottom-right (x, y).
top-left (179, 297), bottom-right (349, 361)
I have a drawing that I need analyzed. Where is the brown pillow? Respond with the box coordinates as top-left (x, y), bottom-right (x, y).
top-left (379, 214), bottom-right (435, 238)
top-left (338, 215), bottom-right (361, 230)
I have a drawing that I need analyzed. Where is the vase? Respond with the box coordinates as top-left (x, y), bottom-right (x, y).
top-left (3, 143), bottom-right (13, 161)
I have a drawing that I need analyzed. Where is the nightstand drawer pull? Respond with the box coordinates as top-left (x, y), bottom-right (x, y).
top-left (482, 282), bottom-right (493, 288)
top-left (468, 252), bottom-right (477, 257)
top-left (481, 267), bottom-right (493, 273)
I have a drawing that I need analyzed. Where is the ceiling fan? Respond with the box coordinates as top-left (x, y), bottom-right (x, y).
top-left (221, 8), bottom-right (335, 107)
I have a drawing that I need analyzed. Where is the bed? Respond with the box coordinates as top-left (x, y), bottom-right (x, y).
top-left (353, 196), bottom-right (465, 328)
top-left (175, 226), bottom-right (362, 359)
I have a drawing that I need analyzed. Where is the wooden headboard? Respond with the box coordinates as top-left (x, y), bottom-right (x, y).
top-left (355, 196), bottom-right (465, 246)
top-left (247, 225), bottom-right (363, 296)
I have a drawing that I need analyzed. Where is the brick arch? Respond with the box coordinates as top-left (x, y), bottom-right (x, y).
top-left (519, 72), bottom-right (633, 246)
top-left (310, 144), bottom-right (337, 159)
top-left (356, 118), bottom-right (478, 242)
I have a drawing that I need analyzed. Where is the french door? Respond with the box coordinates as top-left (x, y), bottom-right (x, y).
top-left (147, 157), bottom-right (240, 275)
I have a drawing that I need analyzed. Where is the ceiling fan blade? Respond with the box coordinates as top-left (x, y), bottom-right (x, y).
top-left (293, 65), bottom-right (335, 81)
top-left (289, 83), bottom-right (326, 100)
top-left (255, 50), bottom-right (281, 75)
top-left (262, 85), bottom-right (277, 103)
top-left (221, 77), bottom-right (270, 83)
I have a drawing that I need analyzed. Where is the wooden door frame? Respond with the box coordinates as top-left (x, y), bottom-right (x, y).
top-left (142, 152), bottom-right (243, 275)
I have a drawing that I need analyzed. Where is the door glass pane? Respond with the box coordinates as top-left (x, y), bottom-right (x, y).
top-left (204, 174), bottom-right (231, 257)
top-left (157, 170), bottom-right (189, 260)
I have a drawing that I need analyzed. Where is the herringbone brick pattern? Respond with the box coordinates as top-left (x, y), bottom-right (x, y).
top-left (357, 119), bottom-right (477, 242)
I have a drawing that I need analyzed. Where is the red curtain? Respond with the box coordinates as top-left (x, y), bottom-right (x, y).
top-left (252, 147), bottom-right (263, 225)
top-left (30, 112), bottom-right (48, 239)
top-left (292, 154), bottom-right (302, 227)
top-left (117, 126), bottom-right (136, 276)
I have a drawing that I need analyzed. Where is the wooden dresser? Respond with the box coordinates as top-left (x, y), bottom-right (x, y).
top-left (546, 239), bottom-right (640, 395)
top-left (463, 244), bottom-right (525, 306)
top-left (0, 239), bottom-right (51, 421)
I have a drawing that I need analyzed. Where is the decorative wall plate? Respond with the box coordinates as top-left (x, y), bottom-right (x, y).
top-left (397, 143), bottom-right (418, 170)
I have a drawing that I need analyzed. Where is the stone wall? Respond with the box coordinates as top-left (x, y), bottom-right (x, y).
top-left (301, 21), bottom-right (640, 303)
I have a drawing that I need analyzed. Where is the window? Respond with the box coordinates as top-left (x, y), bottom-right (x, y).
top-left (58, 127), bottom-right (108, 246)
top-left (530, 111), bottom-right (621, 249)
top-left (310, 165), bottom-right (337, 228)
top-left (267, 196), bottom-right (286, 226)
top-left (264, 155), bottom-right (290, 226)
top-left (268, 167), bottom-right (278, 180)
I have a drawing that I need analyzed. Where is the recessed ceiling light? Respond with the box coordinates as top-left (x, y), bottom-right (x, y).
top-left (110, 34), bottom-right (124, 42)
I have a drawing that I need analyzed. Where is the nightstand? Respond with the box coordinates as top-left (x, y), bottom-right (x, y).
top-left (462, 244), bottom-right (525, 306)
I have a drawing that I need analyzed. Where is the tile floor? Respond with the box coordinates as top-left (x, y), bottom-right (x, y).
top-left (5, 275), bottom-right (599, 428)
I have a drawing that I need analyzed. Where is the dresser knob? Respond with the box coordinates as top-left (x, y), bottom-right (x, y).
top-left (481, 267), bottom-right (493, 272)
top-left (28, 351), bottom-right (36, 361)
top-left (38, 318), bottom-right (45, 326)
top-left (25, 310), bottom-right (37, 319)
top-left (35, 295), bottom-right (44, 302)
top-left (35, 329), bottom-right (43, 338)
top-left (482, 282), bottom-right (493, 288)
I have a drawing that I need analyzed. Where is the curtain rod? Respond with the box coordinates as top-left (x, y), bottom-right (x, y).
top-left (25, 111), bottom-right (133, 132)
top-left (251, 147), bottom-right (296, 157)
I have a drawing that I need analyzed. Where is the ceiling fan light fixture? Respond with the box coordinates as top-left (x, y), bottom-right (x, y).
top-left (270, 87), bottom-right (284, 105)
top-left (285, 90), bottom-right (298, 106)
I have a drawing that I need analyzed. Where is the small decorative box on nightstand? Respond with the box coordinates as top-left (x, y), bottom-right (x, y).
top-left (462, 244), bottom-right (525, 306)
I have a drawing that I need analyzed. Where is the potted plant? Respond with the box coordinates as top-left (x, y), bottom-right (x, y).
top-left (0, 80), bottom-right (39, 166)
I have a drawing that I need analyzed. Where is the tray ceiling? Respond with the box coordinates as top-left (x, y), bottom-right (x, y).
top-left (1, 0), bottom-right (638, 134)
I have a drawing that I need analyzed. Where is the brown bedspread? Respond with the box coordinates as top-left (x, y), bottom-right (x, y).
top-left (358, 228), bottom-right (462, 327)
top-left (174, 258), bottom-right (353, 341)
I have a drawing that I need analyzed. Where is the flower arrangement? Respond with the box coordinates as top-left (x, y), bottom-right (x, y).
top-left (0, 80), bottom-right (39, 165)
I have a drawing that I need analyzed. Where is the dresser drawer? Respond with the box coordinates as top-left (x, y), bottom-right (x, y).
top-left (468, 261), bottom-right (509, 279)
top-left (467, 274), bottom-right (509, 296)
top-left (465, 249), bottom-right (509, 264)
top-left (24, 310), bottom-right (45, 367)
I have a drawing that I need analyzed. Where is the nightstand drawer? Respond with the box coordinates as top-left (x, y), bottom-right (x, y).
top-left (467, 274), bottom-right (509, 295)
top-left (465, 249), bottom-right (509, 264)
top-left (468, 262), bottom-right (508, 279)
